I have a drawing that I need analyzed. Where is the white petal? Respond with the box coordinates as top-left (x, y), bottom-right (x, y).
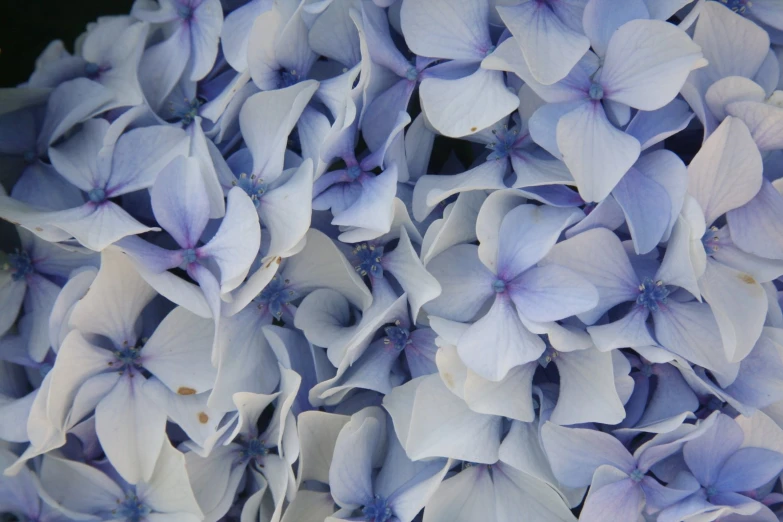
top-left (457, 294), bottom-right (545, 381)
top-left (142, 307), bottom-right (216, 395)
top-left (383, 227), bottom-right (441, 320)
top-left (240, 81), bottom-right (319, 180)
top-left (600, 20), bottom-right (704, 110)
top-left (69, 247), bottom-right (156, 346)
top-left (259, 160), bottom-right (314, 260)
top-left (95, 374), bottom-right (167, 484)
top-left (400, 0), bottom-right (491, 61)
top-left (556, 101), bottom-right (640, 202)
top-left (423, 464), bottom-right (496, 522)
top-left (705, 76), bottom-right (766, 121)
top-left (550, 348), bottom-right (626, 425)
top-left (138, 439), bottom-right (204, 517)
top-left (687, 116), bottom-right (763, 226)
top-left (419, 68), bottom-right (519, 138)
top-left (698, 259), bottom-right (767, 363)
top-left (497, 2), bottom-right (589, 85)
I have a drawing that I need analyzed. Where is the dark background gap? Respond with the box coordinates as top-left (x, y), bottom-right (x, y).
top-left (0, 0), bottom-right (134, 87)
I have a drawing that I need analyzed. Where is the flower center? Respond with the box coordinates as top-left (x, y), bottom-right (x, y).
top-left (257, 275), bottom-right (297, 319)
top-left (588, 82), bottom-right (604, 101)
top-left (492, 279), bottom-right (506, 293)
top-left (176, 1), bottom-right (194, 20)
top-left (114, 344), bottom-right (143, 369)
top-left (232, 173), bottom-right (267, 207)
top-left (169, 97), bottom-right (201, 126)
top-left (362, 495), bottom-right (393, 522)
top-left (279, 69), bottom-right (301, 88)
top-left (354, 243), bottom-right (384, 278)
top-left (629, 469), bottom-right (645, 483)
top-left (88, 187), bottom-right (107, 203)
top-left (7, 250), bottom-right (35, 281)
top-left (716, 0), bottom-right (750, 14)
top-left (701, 226), bottom-right (721, 256)
top-left (238, 437), bottom-right (270, 464)
top-left (114, 493), bottom-right (151, 522)
top-left (706, 485), bottom-right (718, 498)
top-left (347, 165), bottom-right (363, 180)
top-left (182, 248), bottom-right (198, 264)
top-left (22, 150), bottom-right (36, 163)
top-left (538, 345), bottom-right (559, 368)
top-left (406, 66), bottom-right (419, 82)
top-left (487, 126), bottom-right (521, 161)
top-left (636, 278), bottom-right (669, 312)
top-left (383, 325), bottom-right (411, 351)
top-left (84, 61), bottom-right (102, 79)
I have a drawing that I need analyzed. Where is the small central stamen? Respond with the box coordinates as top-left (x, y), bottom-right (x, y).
top-left (383, 324), bottom-right (411, 351)
top-left (347, 165), bottom-right (362, 180)
top-left (168, 97), bottom-right (201, 126)
top-left (7, 250), bottom-right (35, 281)
top-left (492, 279), bottom-right (506, 293)
top-left (88, 187), bottom-right (106, 203)
top-left (182, 248), bottom-right (198, 264)
top-left (114, 343), bottom-right (143, 369)
top-left (353, 243), bottom-right (384, 278)
top-left (84, 61), bottom-right (102, 79)
top-left (232, 173), bottom-right (267, 207)
top-left (629, 469), bottom-right (645, 483)
top-left (718, 0), bottom-right (751, 14)
top-left (588, 82), bottom-right (604, 100)
top-left (238, 437), bottom-right (270, 464)
top-left (176, 1), bottom-right (194, 20)
top-left (635, 277), bottom-right (669, 312)
top-left (701, 226), bottom-right (721, 256)
top-left (362, 495), bottom-right (393, 522)
top-left (114, 493), bottom-right (151, 522)
top-left (487, 126), bottom-right (521, 161)
top-left (538, 345), bottom-right (559, 368)
top-left (406, 66), bottom-right (419, 82)
top-left (279, 69), bottom-right (301, 88)
top-left (257, 275), bottom-right (297, 319)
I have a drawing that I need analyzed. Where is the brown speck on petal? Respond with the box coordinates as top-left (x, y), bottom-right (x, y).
top-left (198, 412), bottom-right (209, 424)
top-left (738, 273), bottom-right (756, 285)
top-left (177, 387), bottom-right (197, 395)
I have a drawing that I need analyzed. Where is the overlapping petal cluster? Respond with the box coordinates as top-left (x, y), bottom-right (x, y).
top-left (1, 0), bottom-right (783, 521)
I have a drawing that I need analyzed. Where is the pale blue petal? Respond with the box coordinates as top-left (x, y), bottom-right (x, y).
top-left (713, 447), bottom-right (783, 493)
top-left (496, 204), bottom-right (582, 280)
top-left (599, 19), bottom-right (705, 110)
top-left (400, 0), bottom-right (491, 61)
top-left (151, 156), bottom-right (210, 249)
top-left (540, 422), bottom-right (635, 488)
top-left (727, 180), bottom-right (783, 260)
top-left (556, 101), bottom-right (641, 203)
top-left (458, 293), bottom-right (545, 381)
top-left (682, 413), bottom-right (744, 487)
top-left (497, 1), bottom-right (589, 85)
top-left (508, 265), bottom-right (598, 323)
